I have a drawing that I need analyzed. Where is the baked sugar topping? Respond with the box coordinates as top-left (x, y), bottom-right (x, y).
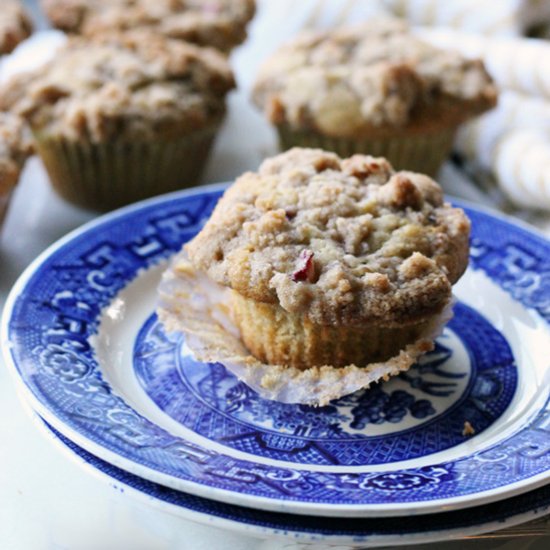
top-left (186, 148), bottom-right (470, 326)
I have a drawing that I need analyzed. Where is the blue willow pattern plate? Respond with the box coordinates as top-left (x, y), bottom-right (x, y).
top-left (38, 417), bottom-right (550, 547)
top-left (2, 184), bottom-right (550, 517)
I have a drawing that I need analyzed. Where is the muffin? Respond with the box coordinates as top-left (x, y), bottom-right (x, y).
top-left (253, 20), bottom-right (497, 176)
top-left (1, 31), bottom-right (235, 211)
top-left (0, 0), bottom-right (32, 55)
top-left (185, 148), bottom-right (470, 371)
top-left (0, 112), bottom-right (33, 230)
top-left (41, 0), bottom-right (256, 53)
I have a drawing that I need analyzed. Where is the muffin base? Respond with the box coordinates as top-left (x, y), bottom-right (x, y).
top-left (276, 125), bottom-right (457, 176)
top-left (230, 290), bottom-right (432, 370)
top-left (34, 127), bottom-right (219, 211)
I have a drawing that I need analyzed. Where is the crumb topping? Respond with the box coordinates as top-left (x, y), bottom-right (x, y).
top-left (41, 0), bottom-right (255, 52)
top-left (253, 19), bottom-right (497, 137)
top-left (0, 0), bottom-right (32, 55)
top-left (462, 421), bottom-right (476, 437)
top-left (2, 31), bottom-right (235, 141)
top-left (0, 112), bottom-right (33, 193)
top-left (186, 148), bottom-right (470, 326)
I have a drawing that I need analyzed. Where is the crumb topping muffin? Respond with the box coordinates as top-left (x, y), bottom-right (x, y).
top-left (186, 148), bottom-right (470, 329)
top-left (253, 19), bottom-right (497, 139)
top-left (41, 0), bottom-right (255, 52)
top-left (0, 31), bottom-right (235, 211)
top-left (0, 0), bottom-right (32, 55)
top-left (4, 31), bottom-right (235, 142)
top-left (0, 112), bottom-right (33, 195)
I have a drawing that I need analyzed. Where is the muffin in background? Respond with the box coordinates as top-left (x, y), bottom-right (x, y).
top-left (0, 0), bottom-right (33, 55)
top-left (0, 112), bottom-right (33, 230)
top-left (41, 0), bottom-right (256, 53)
top-left (185, 147), bottom-right (470, 371)
top-left (1, 31), bottom-right (235, 211)
top-left (253, 20), bottom-right (497, 176)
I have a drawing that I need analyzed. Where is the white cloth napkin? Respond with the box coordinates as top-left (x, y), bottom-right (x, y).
top-left (489, 130), bottom-right (550, 209)
top-left (421, 29), bottom-right (550, 210)
top-left (384, 0), bottom-right (550, 36)
top-left (268, 0), bottom-right (550, 36)
top-left (421, 29), bottom-right (550, 100)
top-left (455, 91), bottom-right (550, 162)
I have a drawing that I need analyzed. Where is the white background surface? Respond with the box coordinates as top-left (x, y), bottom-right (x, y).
top-left (1, 2), bottom-right (550, 549)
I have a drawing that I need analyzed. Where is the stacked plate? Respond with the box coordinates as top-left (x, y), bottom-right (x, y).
top-left (2, 184), bottom-right (550, 548)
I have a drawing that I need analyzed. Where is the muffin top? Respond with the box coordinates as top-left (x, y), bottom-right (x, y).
top-left (253, 19), bottom-right (497, 138)
top-left (186, 148), bottom-right (470, 327)
top-left (41, 0), bottom-right (255, 52)
top-left (0, 0), bottom-right (32, 55)
top-left (0, 112), bottom-right (33, 194)
top-left (1, 31), bottom-right (235, 141)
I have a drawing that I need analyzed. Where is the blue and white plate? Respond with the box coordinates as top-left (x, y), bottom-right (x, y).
top-left (2, 184), bottom-right (549, 517)
top-left (35, 415), bottom-right (550, 547)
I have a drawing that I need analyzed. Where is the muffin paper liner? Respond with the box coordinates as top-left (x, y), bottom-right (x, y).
top-left (157, 251), bottom-right (454, 406)
top-left (34, 128), bottom-right (219, 211)
top-left (277, 125), bottom-right (457, 177)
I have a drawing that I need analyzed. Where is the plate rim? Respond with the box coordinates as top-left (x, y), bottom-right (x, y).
top-left (32, 411), bottom-right (550, 547)
top-left (2, 184), bottom-right (550, 518)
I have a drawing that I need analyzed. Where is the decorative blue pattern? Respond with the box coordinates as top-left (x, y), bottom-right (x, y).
top-left (43, 418), bottom-right (550, 542)
top-left (134, 302), bottom-right (517, 466)
top-left (469, 216), bottom-right (550, 322)
top-left (4, 187), bottom-right (550, 512)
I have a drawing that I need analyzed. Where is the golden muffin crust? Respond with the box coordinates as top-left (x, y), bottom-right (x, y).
top-left (186, 148), bottom-right (470, 327)
top-left (41, 0), bottom-right (255, 52)
top-left (1, 31), bottom-right (235, 142)
top-left (0, 112), bottom-right (33, 194)
top-left (0, 0), bottom-right (32, 55)
top-left (253, 19), bottom-right (497, 139)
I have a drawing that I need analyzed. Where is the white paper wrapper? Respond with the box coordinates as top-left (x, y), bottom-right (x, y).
top-left (157, 251), bottom-right (453, 406)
